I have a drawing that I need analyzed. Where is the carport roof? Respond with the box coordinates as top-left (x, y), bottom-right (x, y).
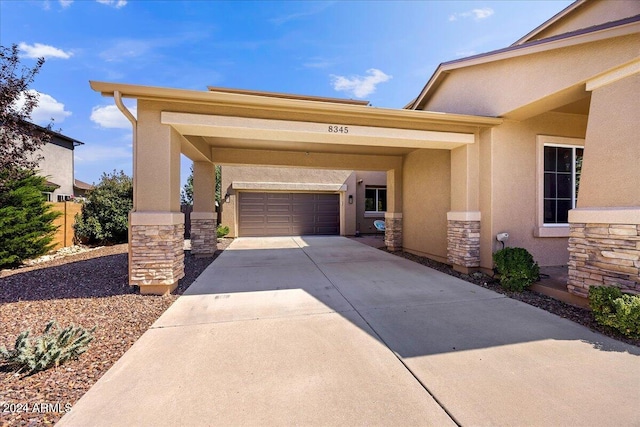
top-left (90, 81), bottom-right (503, 128)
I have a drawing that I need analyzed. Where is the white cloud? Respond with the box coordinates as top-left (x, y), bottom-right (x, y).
top-left (99, 40), bottom-right (152, 62)
top-left (96, 0), bottom-right (127, 8)
top-left (330, 68), bottom-right (392, 98)
top-left (303, 57), bottom-right (334, 69)
top-left (59, 0), bottom-right (73, 8)
top-left (75, 144), bottom-right (131, 163)
top-left (90, 104), bottom-right (137, 129)
top-left (449, 7), bottom-right (494, 22)
top-left (270, 2), bottom-right (334, 25)
top-left (18, 42), bottom-right (73, 59)
top-left (15, 90), bottom-right (72, 125)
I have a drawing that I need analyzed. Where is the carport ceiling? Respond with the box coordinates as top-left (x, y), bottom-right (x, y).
top-left (188, 136), bottom-right (415, 156)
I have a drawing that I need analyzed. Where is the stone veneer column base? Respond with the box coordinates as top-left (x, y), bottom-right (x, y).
top-left (130, 212), bottom-right (185, 295)
top-left (190, 212), bottom-right (217, 257)
top-left (567, 208), bottom-right (640, 298)
top-left (447, 211), bottom-right (481, 272)
top-left (385, 213), bottom-right (402, 251)
top-left (568, 224), bottom-right (640, 298)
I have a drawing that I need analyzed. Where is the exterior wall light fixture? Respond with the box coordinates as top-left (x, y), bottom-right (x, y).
top-left (348, 195), bottom-right (354, 204)
top-left (225, 193), bottom-right (231, 203)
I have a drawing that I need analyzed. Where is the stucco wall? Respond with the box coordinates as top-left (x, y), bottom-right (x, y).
top-left (478, 128), bottom-right (494, 270)
top-left (488, 112), bottom-right (588, 267)
top-left (529, 0), bottom-right (640, 43)
top-left (354, 171), bottom-right (387, 234)
top-left (37, 141), bottom-right (74, 199)
top-left (578, 73), bottom-right (640, 208)
top-left (402, 149), bottom-right (451, 262)
top-left (220, 166), bottom-right (354, 237)
top-left (422, 34), bottom-right (639, 118)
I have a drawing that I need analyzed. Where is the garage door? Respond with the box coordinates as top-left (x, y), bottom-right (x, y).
top-left (238, 192), bottom-right (339, 237)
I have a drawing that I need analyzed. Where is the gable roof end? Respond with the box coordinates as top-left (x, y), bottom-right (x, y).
top-left (511, 0), bottom-right (587, 46)
top-left (409, 14), bottom-right (640, 110)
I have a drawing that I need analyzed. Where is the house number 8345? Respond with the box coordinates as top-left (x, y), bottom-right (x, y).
top-left (328, 125), bottom-right (348, 134)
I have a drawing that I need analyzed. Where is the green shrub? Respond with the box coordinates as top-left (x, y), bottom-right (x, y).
top-left (589, 286), bottom-right (640, 338)
top-left (216, 225), bottom-right (230, 238)
top-left (0, 320), bottom-right (96, 375)
top-left (74, 170), bottom-right (132, 245)
top-left (493, 247), bottom-right (540, 292)
top-left (0, 173), bottom-right (61, 268)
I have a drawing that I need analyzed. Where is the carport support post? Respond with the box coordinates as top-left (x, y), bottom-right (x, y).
top-left (385, 167), bottom-right (403, 251)
top-left (129, 107), bottom-right (184, 295)
top-left (447, 143), bottom-right (481, 273)
top-left (191, 161), bottom-right (217, 257)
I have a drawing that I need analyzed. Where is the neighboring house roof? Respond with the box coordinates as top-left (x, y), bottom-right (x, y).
top-left (73, 179), bottom-right (94, 191)
top-left (409, 13), bottom-right (640, 110)
top-left (44, 180), bottom-right (60, 189)
top-left (207, 86), bottom-right (370, 106)
top-left (24, 120), bottom-right (85, 148)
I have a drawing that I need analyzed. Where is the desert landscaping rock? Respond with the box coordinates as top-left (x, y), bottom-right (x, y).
top-left (0, 240), bottom-right (231, 427)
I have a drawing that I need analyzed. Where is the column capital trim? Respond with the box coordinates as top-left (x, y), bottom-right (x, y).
top-left (190, 211), bottom-right (216, 220)
top-left (385, 212), bottom-right (403, 219)
top-left (569, 207), bottom-right (640, 224)
top-left (447, 211), bottom-right (481, 221)
top-left (130, 211), bottom-right (184, 225)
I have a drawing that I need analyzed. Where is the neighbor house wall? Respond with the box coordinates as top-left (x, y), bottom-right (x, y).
top-left (487, 111), bottom-right (588, 268)
top-left (220, 166), bottom-right (355, 237)
top-left (402, 149), bottom-right (451, 262)
top-left (37, 140), bottom-right (74, 199)
top-left (355, 171), bottom-right (387, 234)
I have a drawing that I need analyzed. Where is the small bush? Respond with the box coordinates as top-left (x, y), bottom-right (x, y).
top-left (589, 286), bottom-right (640, 338)
top-left (217, 225), bottom-right (230, 238)
top-left (493, 247), bottom-right (540, 292)
top-left (74, 170), bottom-right (132, 245)
top-left (0, 320), bottom-right (96, 375)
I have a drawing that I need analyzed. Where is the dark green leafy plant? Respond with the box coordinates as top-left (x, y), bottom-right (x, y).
top-left (0, 320), bottom-right (96, 375)
top-left (74, 170), bottom-right (132, 245)
top-left (216, 225), bottom-right (230, 238)
top-left (0, 172), bottom-right (61, 268)
top-left (493, 247), bottom-right (540, 292)
top-left (589, 286), bottom-right (640, 338)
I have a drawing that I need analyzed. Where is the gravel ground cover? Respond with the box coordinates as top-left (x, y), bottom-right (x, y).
top-left (1, 239), bottom-right (637, 426)
top-left (385, 249), bottom-right (640, 348)
top-left (0, 240), bottom-right (231, 427)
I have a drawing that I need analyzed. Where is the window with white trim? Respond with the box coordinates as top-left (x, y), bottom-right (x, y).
top-left (543, 144), bottom-right (583, 225)
top-left (364, 187), bottom-right (387, 213)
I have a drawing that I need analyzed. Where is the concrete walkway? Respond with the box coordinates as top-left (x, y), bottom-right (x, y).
top-left (59, 237), bottom-right (640, 426)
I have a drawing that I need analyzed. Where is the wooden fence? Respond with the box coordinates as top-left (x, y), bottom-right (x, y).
top-left (49, 202), bottom-right (82, 250)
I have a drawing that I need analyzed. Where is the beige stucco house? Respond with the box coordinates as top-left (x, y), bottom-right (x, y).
top-left (33, 126), bottom-right (86, 201)
top-left (90, 0), bottom-right (639, 299)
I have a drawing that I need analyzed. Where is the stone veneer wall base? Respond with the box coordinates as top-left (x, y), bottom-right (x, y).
top-left (568, 223), bottom-right (640, 298)
top-left (447, 220), bottom-right (480, 269)
top-left (130, 223), bottom-right (185, 295)
top-left (191, 218), bottom-right (217, 257)
top-left (385, 216), bottom-right (403, 251)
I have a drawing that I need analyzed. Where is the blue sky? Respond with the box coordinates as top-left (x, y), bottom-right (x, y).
top-left (1, 0), bottom-right (572, 187)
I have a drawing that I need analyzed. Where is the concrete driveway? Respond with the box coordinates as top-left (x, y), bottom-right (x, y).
top-left (59, 237), bottom-right (640, 426)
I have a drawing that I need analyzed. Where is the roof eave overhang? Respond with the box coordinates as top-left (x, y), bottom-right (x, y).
top-left (89, 81), bottom-right (503, 128)
top-left (410, 17), bottom-right (640, 110)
